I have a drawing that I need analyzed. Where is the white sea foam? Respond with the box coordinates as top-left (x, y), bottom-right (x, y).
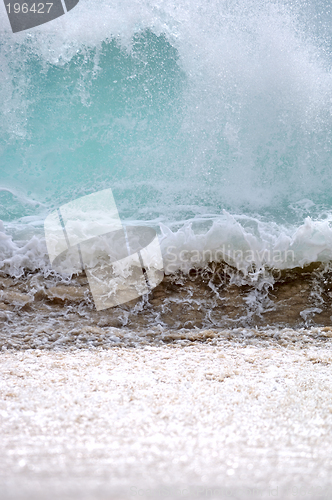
top-left (159, 212), bottom-right (332, 274)
top-left (2, 212), bottom-right (332, 278)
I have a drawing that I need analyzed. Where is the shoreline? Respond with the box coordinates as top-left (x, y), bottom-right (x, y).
top-left (1, 261), bottom-right (332, 337)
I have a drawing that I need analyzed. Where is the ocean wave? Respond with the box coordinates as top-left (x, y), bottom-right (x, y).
top-left (1, 0), bottom-right (332, 224)
top-left (1, 0), bottom-right (332, 330)
top-left (2, 213), bottom-right (332, 277)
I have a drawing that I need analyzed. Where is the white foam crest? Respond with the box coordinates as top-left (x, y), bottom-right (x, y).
top-left (1, 1), bottom-right (329, 83)
top-left (0, 220), bottom-right (80, 277)
top-left (160, 212), bottom-right (332, 275)
top-left (0, 224), bottom-right (49, 276)
top-left (2, 213), bottom-right (332, 278)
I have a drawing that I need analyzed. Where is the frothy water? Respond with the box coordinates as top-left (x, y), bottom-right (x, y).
top-left (1, 0), bottom-right (332, 329)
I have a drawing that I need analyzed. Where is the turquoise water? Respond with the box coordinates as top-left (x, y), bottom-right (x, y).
top-left (2, 0), bottom-right (332, 275)
top-left (0, 31), bottom-right (185, 220)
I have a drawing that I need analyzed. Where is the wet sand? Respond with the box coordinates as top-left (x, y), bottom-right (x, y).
top-left (1, 263), bottom-right (332, 342)
top-left (1, 340), bottom-right (332, 500)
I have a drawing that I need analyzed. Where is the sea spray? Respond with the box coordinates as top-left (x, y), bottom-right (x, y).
top-left (1, 0), bottom-right (332, 327)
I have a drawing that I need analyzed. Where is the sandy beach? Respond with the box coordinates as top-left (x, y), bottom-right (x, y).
top-left (1, 334), bottom-right (332, 500)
